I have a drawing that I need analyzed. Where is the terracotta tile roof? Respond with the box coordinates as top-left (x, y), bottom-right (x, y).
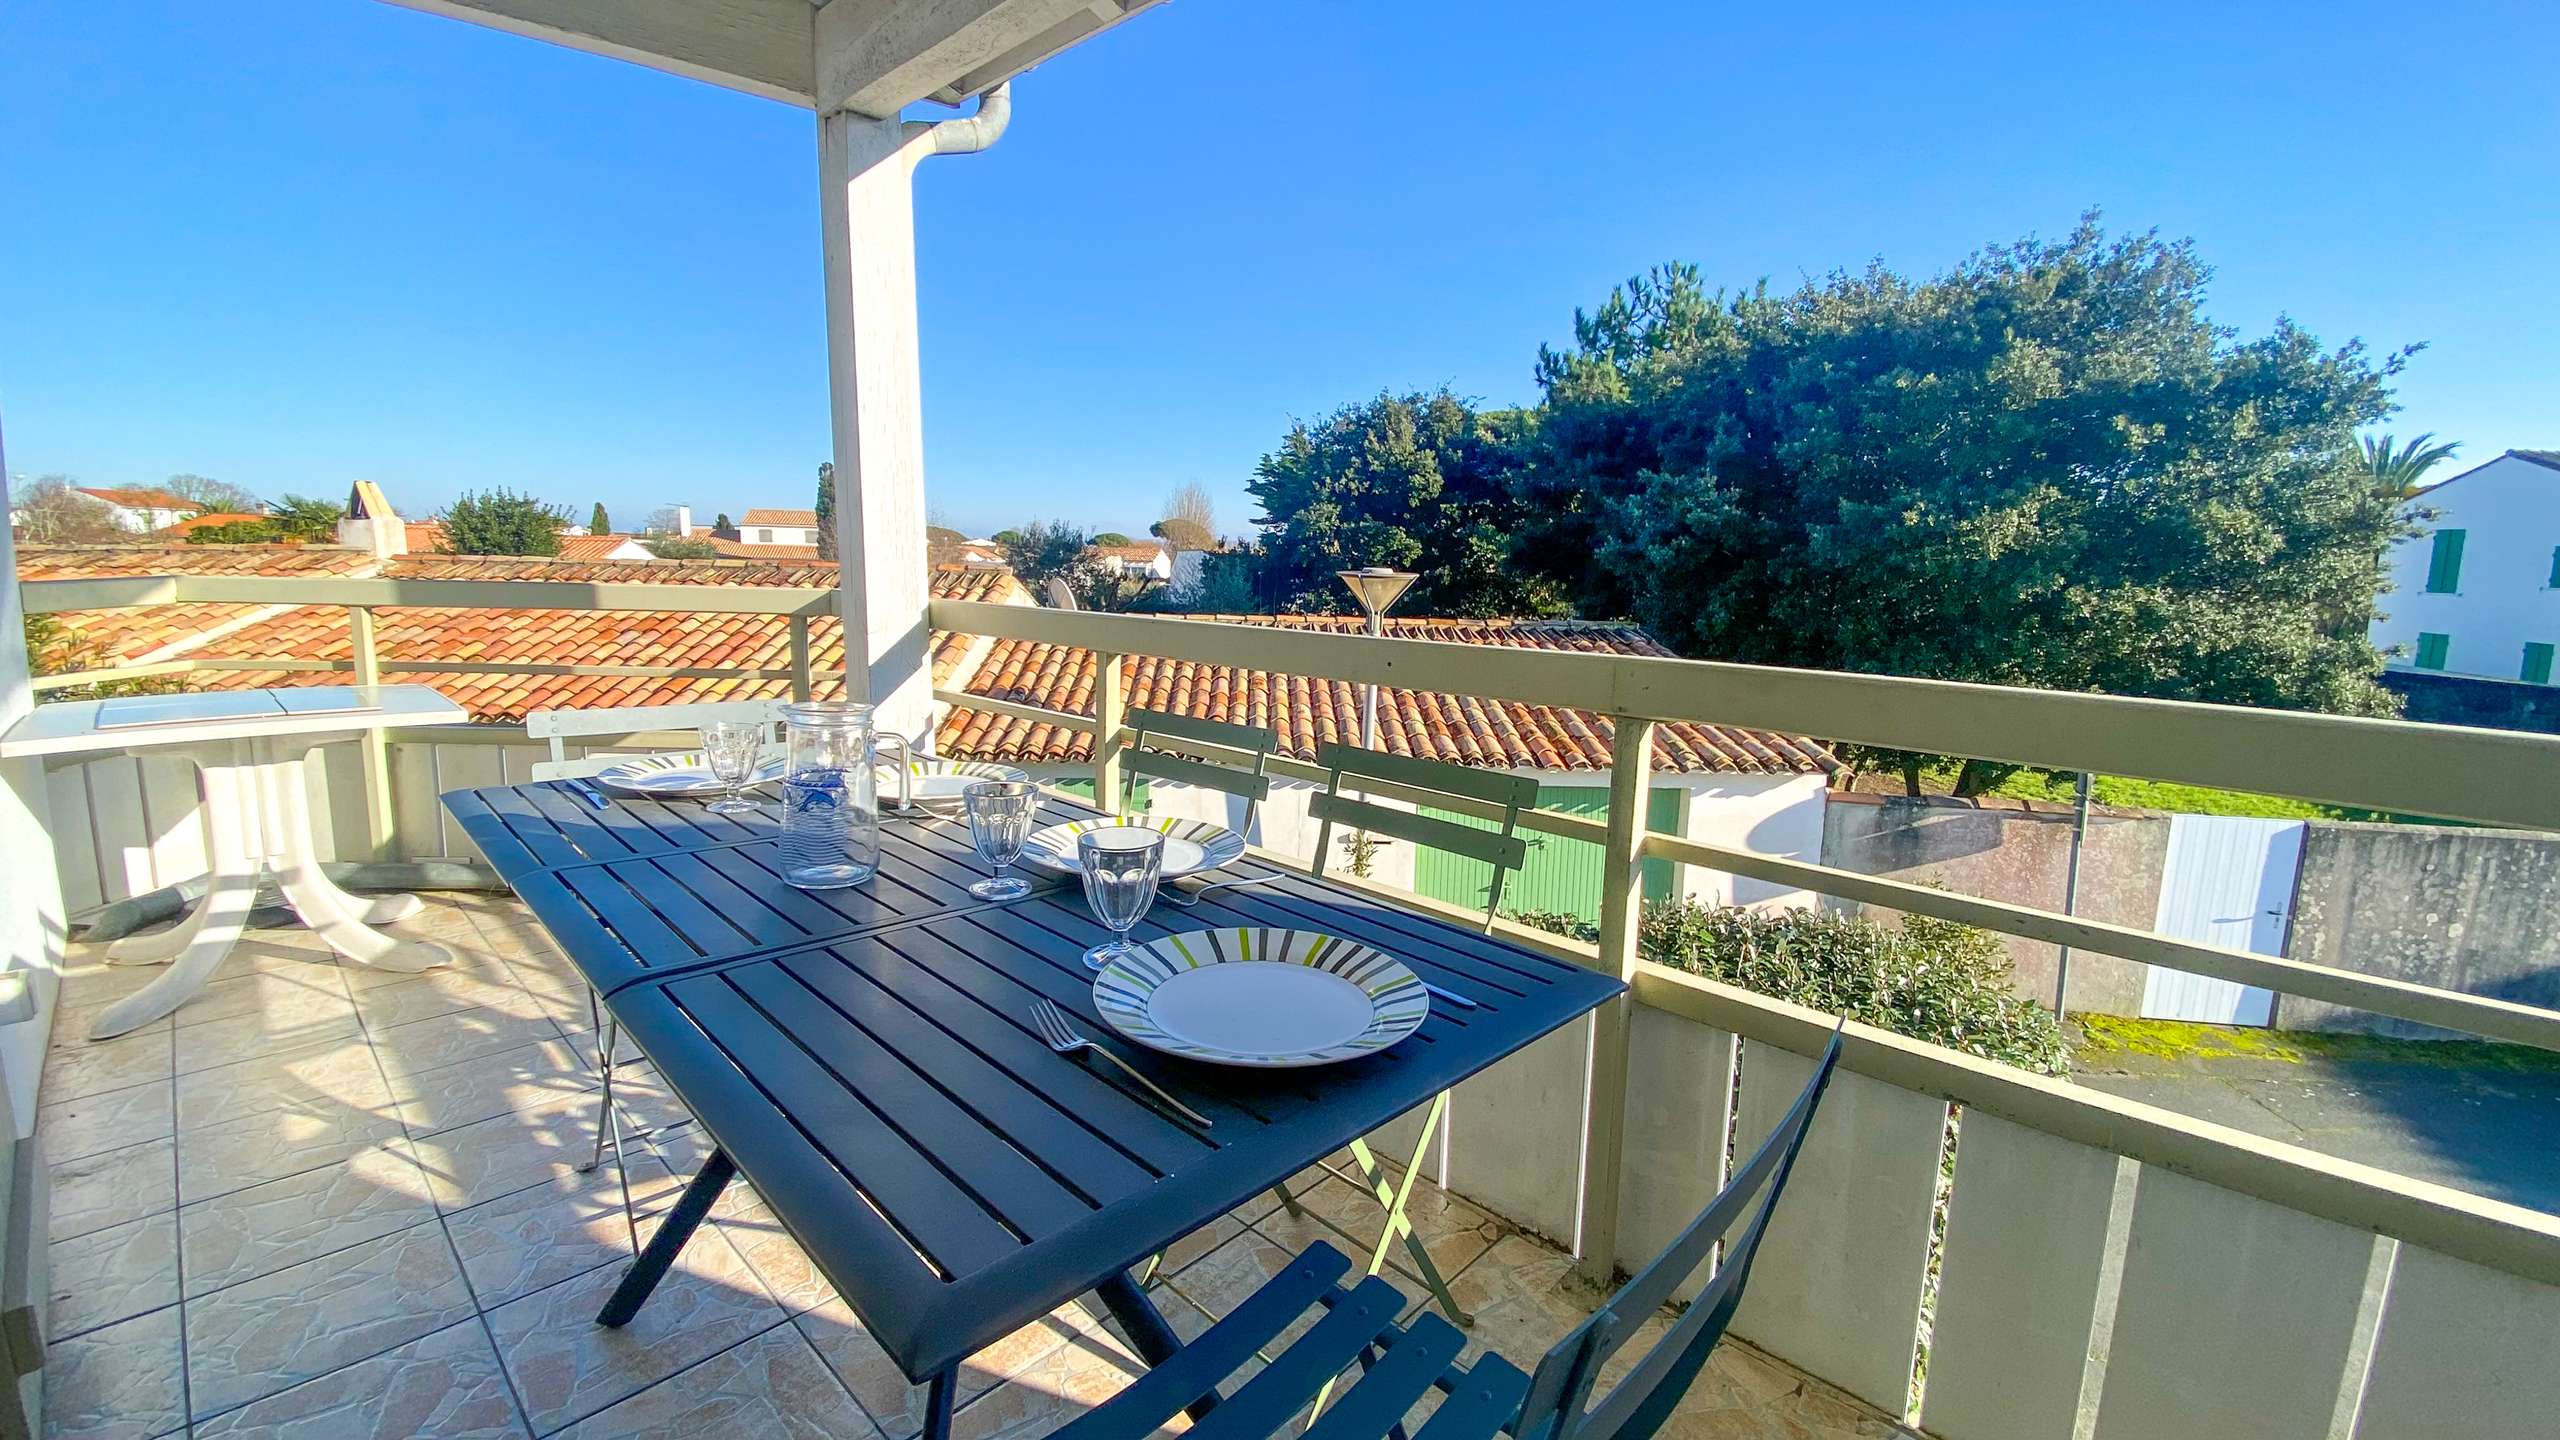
top-left (75, 487), bottom-right (199, 512)
top-left (709, 539), bottom-right (822, 561)
top-left (405, 520), bottom-right (448, 552)
top-left (939, 615), bottom-right (1838, 776)
top-left (14, 545), bottom-right (379, 581)
top-left (553, 534), bottom-right (653, 561)
top-left (155, 512), bottom-right (273, 536)
top-left (740, 508), bottom-right (819, 528)
top-left (931, 568), bottom-right (1031, 605)
top-left (1089, 542), bottom-right (1169, 563)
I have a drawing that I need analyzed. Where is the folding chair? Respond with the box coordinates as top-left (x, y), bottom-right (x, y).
top-left (1053, 1025), bottom-right (1847, 1440)
top-left (1306, 741), bottom-right (1538, 934)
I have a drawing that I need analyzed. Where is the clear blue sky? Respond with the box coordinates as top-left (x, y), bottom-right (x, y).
top-left (4, 1), bottom-right (2554, 539)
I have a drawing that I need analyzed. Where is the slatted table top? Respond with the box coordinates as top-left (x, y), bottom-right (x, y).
top-left (441, 781), bottom-right (1622, 1383)
top-left (444, 782), bottom-right (1078, 994)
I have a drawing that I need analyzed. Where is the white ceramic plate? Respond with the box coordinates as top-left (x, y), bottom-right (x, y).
top-left (1020, 815), bottom-right (1245, 881)
top-left (885, 758), bottom-right (1031, 807)
top-left (1093, 928), bottom-right (1430, 1068)
top-left (591, 750), bottom-right (785, 798)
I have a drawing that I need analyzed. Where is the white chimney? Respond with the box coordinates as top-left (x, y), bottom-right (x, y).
top-left (338, 480), bottom-right (408, 559)
top-left (674, 505), bottom-right (693, 538)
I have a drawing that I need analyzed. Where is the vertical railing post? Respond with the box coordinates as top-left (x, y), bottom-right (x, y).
top-left (1092, 650), bottom-right (1125, 807)
top-left (787, 615), bottom-right (815, 703)
top-left (1576, 715), bottom-right (1656, 1283)
top-left (347, 605), bottom-right (398, 862)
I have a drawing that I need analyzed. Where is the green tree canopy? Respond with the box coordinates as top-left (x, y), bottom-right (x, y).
top-left (269, 494), bottom-right (344, 540)
top-left (644, 536), bottom-right (723, 559)
top-left (1510, 216), bottom-right (2413, 787)
top-left (438, 489), bottom-right (568, 556)
top-left (2352, 432), bottom-right (2460, 500)
top-left (1247, 390), bottom-right (1565, 617)
top-left (814, 462), bottom-right (837, 562)
top-left (589, 502), bottom-right (611, 535)
top-left (1092, 531), bottom-right (1133, 546)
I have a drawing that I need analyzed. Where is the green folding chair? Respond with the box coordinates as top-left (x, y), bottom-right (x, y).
top-left (1293, 741), bottom-right (1542, 1326)
top-left (1118, 706), bottom-right (1278, 824)
top-left (1308, 740), bottom-right (1538, 933)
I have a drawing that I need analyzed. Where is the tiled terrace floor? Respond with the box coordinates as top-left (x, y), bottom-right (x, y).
top-left (39, 894), bottom-right (1911, 1440)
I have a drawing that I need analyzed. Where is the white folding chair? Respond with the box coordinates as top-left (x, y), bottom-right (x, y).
top-left (523, 698), bottom-right (791, 781)
top-left (519, 698), bottom-right (792, 1242)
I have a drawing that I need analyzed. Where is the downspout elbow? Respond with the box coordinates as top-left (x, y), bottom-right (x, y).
top-left (903, 83), bottom-right (1012, 157)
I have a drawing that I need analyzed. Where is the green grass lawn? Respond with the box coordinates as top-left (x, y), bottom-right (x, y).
top-left (1912, 762), bottom-right (2457, 824)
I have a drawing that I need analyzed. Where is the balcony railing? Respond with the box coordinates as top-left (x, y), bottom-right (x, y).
top-left (22, 570), bottom-right (2560, 1435)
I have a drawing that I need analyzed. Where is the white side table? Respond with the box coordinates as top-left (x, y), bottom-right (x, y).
top-left (0, 686), bottom-right (473, 1038)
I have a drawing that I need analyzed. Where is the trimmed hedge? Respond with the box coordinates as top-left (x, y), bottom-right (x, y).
top-left (1512, 900), bottom-right (2069, 1075)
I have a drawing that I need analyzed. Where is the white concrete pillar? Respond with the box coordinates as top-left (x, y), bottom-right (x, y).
top-left (817, 110), bottom-right (937, 746)
top-left (0, 437), bottom-right (67, 1133)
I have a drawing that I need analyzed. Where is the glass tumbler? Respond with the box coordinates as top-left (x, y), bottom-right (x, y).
top-left (1078, 830), bottom-right (1165, 972)
top-left (964, 780), bottom-right (1038, 900)
top-left (699, 720), bottom-right (767, 817)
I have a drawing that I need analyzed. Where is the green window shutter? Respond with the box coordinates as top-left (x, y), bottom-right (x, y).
top-left (2526, 644), bottom-right (2555, 685)
top-left (2548, 546), bottom-right (2560, 587)
top-left (2415, 632), bottom-right (2450, 670)
top-left (2424, 529), bottom-right (2466, 593)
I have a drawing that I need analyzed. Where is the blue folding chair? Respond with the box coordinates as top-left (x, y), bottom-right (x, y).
top-left (1052, 1024), bottom-right (1848, 1440)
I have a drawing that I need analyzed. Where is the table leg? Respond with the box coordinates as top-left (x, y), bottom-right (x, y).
top-left (920, 1369), bottom-right (957, 1440)
top-left (254, 739), bottom-right (448, 974)
top-left (87, 746), bottom-right (263, 1039)
top-left (266, 739), bottom-right (422, 924)
top-left (1096, 1270), bottom-right (1220, 1422)
top-left (598, 1147), bottom-right (736, 1327)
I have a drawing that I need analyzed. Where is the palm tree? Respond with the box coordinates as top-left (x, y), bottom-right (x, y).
top-left (2354, 433), bottom-right (2461, 499)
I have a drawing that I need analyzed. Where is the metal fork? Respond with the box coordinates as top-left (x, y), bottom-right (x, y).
top-left (1161, 874), bottom-right (1283, 908)
top-left (1030, 1000), bottom-right (1213, 1128)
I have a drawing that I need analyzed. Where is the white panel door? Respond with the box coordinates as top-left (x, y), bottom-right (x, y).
top-left (2139, 815), bottom-right (2303, 1025)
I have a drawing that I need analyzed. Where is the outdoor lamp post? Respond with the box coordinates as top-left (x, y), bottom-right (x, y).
top-left (1337, 567), bottom-right (1418, 750)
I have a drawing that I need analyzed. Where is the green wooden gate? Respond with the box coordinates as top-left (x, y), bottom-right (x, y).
top-left (1414, 785), bottom-right (1680, 924)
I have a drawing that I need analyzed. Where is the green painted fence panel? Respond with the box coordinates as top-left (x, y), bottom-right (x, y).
top-left (1414, 785), bottom-right (1681, 924)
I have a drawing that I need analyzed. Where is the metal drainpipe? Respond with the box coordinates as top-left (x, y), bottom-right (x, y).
top-left (904, 83), bottom-right (1012, 156)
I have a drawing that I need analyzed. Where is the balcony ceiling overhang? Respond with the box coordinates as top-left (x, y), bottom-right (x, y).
top-left (380, 0), bottom-right (1168, 117)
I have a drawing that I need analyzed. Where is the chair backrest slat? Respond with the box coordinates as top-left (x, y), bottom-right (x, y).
top-left (1318, 741), bottom-right (1541, 808)
top-left (1127, 706), bottom-right (1276, 758)
top-left (524, 698), bottom-right (790, 776)
top-left (1308, 792), bottom-right (1527, 869)
top-left (1127, 747), bottom-right (1274, 803)
top-left (1511, 1025), bottom-right (1846, 1440)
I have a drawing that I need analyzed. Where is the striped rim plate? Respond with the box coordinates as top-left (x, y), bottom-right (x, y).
top-left (1020, 815), bottom-right (1244, 881)
top-left (592, 750), bottom-right (786, 797)
top-left (891, 758), bottom-right (1031, 805)
top-left (1093, 927), bottom-right (1430, 1068)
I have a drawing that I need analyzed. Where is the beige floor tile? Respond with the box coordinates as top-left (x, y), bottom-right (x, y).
top-left (192, 1317), bottom-right (529, 1439)
top-left (41, 1304), bottom-right (187, 1440)
top-left (1260, 1174), bottom-right (1499, 1290)
top-left (176, 1101), bottom-right (409, 1204)
top-left (38, 1078), bottom-right (175, 1164)
top-left (338, 936), bottom-right (517, 993)
top-left (174, 995), bottom-right (364, 1074)
top-left (485, 1225), bottom-right (785, 1435)
top-left (50, 1136), bottom-right (176, 1242)
top-left (172, 965), bottom-right (354, 1031)
top-left (555, 1322), bottom-right (880, 1440)
top-left (180, 1143), bottom-right (443, 1295)
top-left (400, 1087), bottom-right (630, 1212)
top-left (56, 956), bottom-right (165, 1011)
top-left (172, 1035), bottom-right (395, 1132)
top-left (1169, 1227), bottom-right (1423, 1343)
top-left (48, 1212), bottom-right (178, 1341)
top-left (706, 1193), bottom-right (838, 1315)
top-left (183, 1220), bottom-right (476, 1420)
top-left (794, 1295), bottom-right (1116, 1439)
top-left (388, 1036), bottom-right (597, 1136)
top-left (445, 1160), bottom-right (687, 1311)
top-left (41, 1025), bottom-right (174, 1107)
top-left (368, 1004), bottom-right (564, 1075)
top-left (947, 1325), bottom-right (1147, 1440)
top-left (1147, 1214), bottom-right (1247, 1290)
top-left (353, 969), bottom-right (551, 1032)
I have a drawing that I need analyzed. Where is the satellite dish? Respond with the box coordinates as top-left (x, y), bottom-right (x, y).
top-left (1042, 577), bottom-right (1080, 610)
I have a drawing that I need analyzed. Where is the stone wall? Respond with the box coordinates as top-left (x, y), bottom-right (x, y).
top-left (2281, 821), bottom-right (2560, 1036)
top-left (1818, 792), bottom-right (2168, 1015)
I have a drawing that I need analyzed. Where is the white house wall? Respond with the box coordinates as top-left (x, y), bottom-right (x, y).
top-left (2371, 455), bottom-right (2560, 683)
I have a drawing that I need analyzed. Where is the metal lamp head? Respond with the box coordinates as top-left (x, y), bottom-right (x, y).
top-left (1337, 567), bottom-right (1419, 620)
